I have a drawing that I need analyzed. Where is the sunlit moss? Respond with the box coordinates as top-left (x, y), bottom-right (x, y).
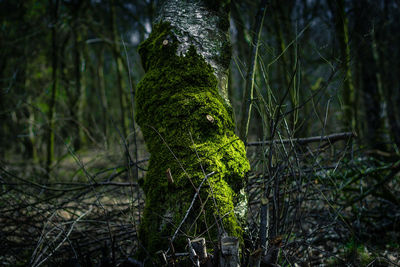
top-left (135, 22), bottom-right (249, 259)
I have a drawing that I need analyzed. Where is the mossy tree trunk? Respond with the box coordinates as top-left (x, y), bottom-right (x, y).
top-left (135, 0), bottom-right (250, 260)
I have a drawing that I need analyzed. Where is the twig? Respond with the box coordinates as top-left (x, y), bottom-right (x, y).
top-left (168, 171), bottom-right (216, 247)
top-left (32, 206), bottom-right (93, 267)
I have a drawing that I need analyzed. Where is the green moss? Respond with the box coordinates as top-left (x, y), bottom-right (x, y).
top-left (136, 22), bottom-right (249, 260)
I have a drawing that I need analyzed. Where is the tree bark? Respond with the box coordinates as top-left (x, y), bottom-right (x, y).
top-left (135, 0), bottom-right (250, 261)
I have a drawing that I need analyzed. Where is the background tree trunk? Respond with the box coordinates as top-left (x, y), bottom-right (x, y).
top-left (135, 0), bottom-right (250, 260)
top-left (110, 0), bottom-right (128, 138)
top-left (353, 1), bottom-right (384, 150)
top-left (329, 0), bottom-right (356, 132)
top-left (46, 0), bottom-right (59, 176)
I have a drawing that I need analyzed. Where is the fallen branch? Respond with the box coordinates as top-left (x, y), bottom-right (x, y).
top-left (348, 161), bottom-right (400, 206)
top-left (246, 132), bottom-right (355, 147)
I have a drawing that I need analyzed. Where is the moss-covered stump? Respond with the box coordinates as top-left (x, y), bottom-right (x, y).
top-left (135, 22), bottom-right (249, 260)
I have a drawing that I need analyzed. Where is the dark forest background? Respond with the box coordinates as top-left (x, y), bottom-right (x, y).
top-left (1, 0), bottom-right (399, 266)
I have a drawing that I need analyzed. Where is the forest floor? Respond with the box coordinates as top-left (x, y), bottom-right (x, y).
top-left (1, 140), bottom-right (400, 266)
